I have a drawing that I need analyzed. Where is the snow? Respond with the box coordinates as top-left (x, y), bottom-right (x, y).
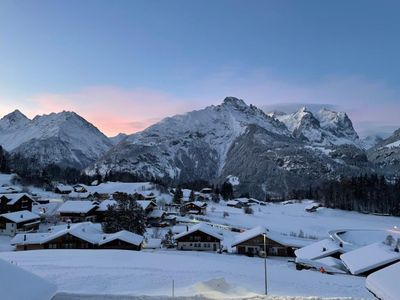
top-left (232, 226), bottom-right (267, 246)
top-left (83, 181), bottom-right (155, 195)
top-left (96, 199), bottom-right (117, 212)
top-left (0, 210), bottom-right (40, 223)
top-left (0, 249), bottom-right (372, 298)
top-left (384, 140), bottom-right (400, 148)
top-left (174, 223), bottom-right (223, 241)
top-left (340, 243), bottom-right (400, 275)
top-left (98, 230), bottom-right (144, 246)
top-left (226, 175), bottom-right (240, 186)
top-left (58, 200), bottom-right (97, 214)
top-left (0, 257), bottom-right (57, 300)
top-left (366, 261), bottom-right (400, 300)
top-left (0, 193), bottom-right (32, 205)
top-left (295, 239), bottom-right (344, 260)
top-left (148, 209), bottom-right (165, 218)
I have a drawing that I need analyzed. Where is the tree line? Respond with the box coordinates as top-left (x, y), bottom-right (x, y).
top-left (290, 174), bottom-right (400, 216)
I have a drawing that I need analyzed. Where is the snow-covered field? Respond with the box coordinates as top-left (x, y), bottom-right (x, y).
top-left (0, 250), bottom-right (371, 299)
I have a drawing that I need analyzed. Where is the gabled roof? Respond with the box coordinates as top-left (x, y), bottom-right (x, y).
top-left (174, 223), bottom-right (223, 241)
top-left (0, 258), bottom-right (57, 300)
top-left (295, 238), bottom-right (344, 260)
top-left (232, 226), bottom-right (267, 247)
top-left (0, 193), bottom-right (33, 205)
top-left (98, 230), bottom-right (144, 246)
top-left (0, 210), bottom-right (40, 223)
top-left (137, 200), bottom-right (157, 210)
top-left (340, 242), bottom-right (400, 275)
top-left (366, 261), bottom-right (400, 300)
top-left (147, 209), bottom-right (165, 219)
top-left (58, 200), bottom-right (98, 214)
top-left (183, 201), bottom-right (207, 208)
top-left (96, 199), bottom-right (117, 212)
top-left (56, 184), bottom-right (73, 193)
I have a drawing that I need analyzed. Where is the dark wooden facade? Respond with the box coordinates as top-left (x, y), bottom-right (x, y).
top-left (59, 207), bottom-right (99, 223)
top-left (181, 203), bottom-right (207, 215)
top-left (176, 230), bottom-right (221, 251)
top-left (100, 239), bottom-right (141, 250)
top-left (0, 195), bottom-right (33, 214)
top-left (234, 234), bottom-right (295, 257)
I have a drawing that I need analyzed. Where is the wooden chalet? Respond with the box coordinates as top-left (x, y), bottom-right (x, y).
top-left (54, 184), bottom-right (73, 194)
top-left (174, 223), bottom-right (223, 251)
top-left (0, 210), bottom-right (40, 236)
top-left (181, 201), bottom-right (207, 215)
top-left (0, 193), bottom-right (34, 214)
top-left (11, 222), bottom-right (144, 251)
top-left (58, 200), bottom-right (99, 223)
top-left (137, 200), bottom-right (157, 214)
top-left (232, 226), bottom-right (305, 257)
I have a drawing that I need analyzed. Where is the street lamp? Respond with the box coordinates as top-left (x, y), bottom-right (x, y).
top-left (263, 233), bottom-right (268, 295)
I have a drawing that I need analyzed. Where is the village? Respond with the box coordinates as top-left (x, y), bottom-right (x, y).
top-left (0, 173), bottom-right (399, 299)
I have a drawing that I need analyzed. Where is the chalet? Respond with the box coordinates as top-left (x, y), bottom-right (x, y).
top-left (181, 201), bottom-right (207, 215)
top-left (232, 226), bottom-right (310, 257)
top-left (95, 199), bottom-right (117, 222)
top-left (146, 209), bottom-right (166, 227)
top-left (248, 198), bottom-right (267, 206)
top-left (197, 188), bottom-right (213, 201)
top-left (11, 222), bottom-right (144, 251)
top-left (0, 210), bottom-right (40, 236)
top-left (68, 191), bottom-right (93, 199)
top-left (137, 200), bottom-right (157, 214)
top-left (58, 200), bottom-right (99, 223)
top-left (0, 186), bottom-right (22, 194)
top-left (174, 223), bottom-right (223, 251)
top-left (55, 184), bottom-right (73, 194)
top-left (0, 193), bottom-right (34, 214)
top-left (73, 184), bottom-right (88, 193)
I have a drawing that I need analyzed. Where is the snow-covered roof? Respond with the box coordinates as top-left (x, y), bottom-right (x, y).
top-left (58, 200), bottom-right (98, 214)
top-left (0, 210), bottom-right (40, 223)
top-left (96, 199), bottom-right (117, 212)
top-left (226, 200), bottom-right (240, 206)
top-left (147, 209), bottom-right (165, 219)
top-left (232, 226), bottom-right (267, 247)
top-left (366, 261), bottom-right (400, 300)
top-left (137, 200), bottom-right (157, 210)
top-left (295, 257), bottom-right (347, 274)
top-left (0, 193), bottom-right (32, 205)
top-left (340, 242), bottom-right (400, 275)
top-left (174, 223), bottom-right (223, 241)
top-left (143, 238), bottom-right (162, 249)
top-left (0, 258), bottom-right (57, 300)
top-left (11, 222), bottom-right (144, 247)
top-left (235, 197), bottom-right (249, 203)
top-left (295, 238), bottom-right (344, 260)
top-left (56, 184), bottom-right (73, 193)
top-left (0, 186), bottom-right (22, 194)
top-left (98, 230), bottom-right (143, 246)
top-left (184, 201), bottom-right (207, 208)
top-left (68, 191), bottom-right (92, 199)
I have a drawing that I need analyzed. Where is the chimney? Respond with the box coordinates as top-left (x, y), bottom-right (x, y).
top-left (67, 220), bottom-right (71, 229)
top-left (186, 225), bottom-right (189, 232)
top-left (20, 214), bottom-right (23, 219)
top-left (24, 234), bottom-right (26, 241)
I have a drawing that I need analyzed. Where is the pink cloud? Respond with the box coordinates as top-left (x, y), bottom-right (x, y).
top-left (25, 86), bottom-right (194, 136)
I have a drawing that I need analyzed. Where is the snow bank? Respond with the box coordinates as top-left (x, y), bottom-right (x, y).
top-left (366, 262), bottom-right (400, 300)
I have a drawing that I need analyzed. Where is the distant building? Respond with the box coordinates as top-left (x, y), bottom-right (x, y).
top-left (58, 200), bottom-right (99, 223)
top-left (181, 201), bottom-right (207, 215)
top-left (0, 193), bottom-right (34, 214)
top-left (0, 210), bottom-right (40, 236)
top-left (11, 222), bottom-right (144, 251)
top-left (174, 223), bottom-right (223, 251)
top-left (55, 184), bottom-right (73, 194)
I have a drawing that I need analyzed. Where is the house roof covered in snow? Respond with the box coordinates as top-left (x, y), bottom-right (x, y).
top-left (97, 199), bottom-right (117, 212)
top-left (0, 258), bottom-right (57, 300)
top-left (56, 184), bottom-right (73, 193)
top-left (147, 209), bottom-right (165, 219)
top-left (366, 261), bottom-right (400, 300)
top-left (11, 222), bottom-right (144, 247)
top-left (0, 193), bottom-right (32, 205)
top-left (340, 242), bottom-right (400, 275)
top-left (174, 223), bottom-right (223, 241)
top-left (295, 238), bottom-right (344, 260)
top-left (58, 200), bottom-right (98, 214)
top-left (98, 230), bottom-right (143, 246)
top-left (137, 200), bottom-right (157, 210)
top-left (184, 201), bottom-right (207, 208)
top-left (0, 186), bottom-right (22, 194)
top-left (232, 226), bottom-right (267, 247)
top-left (0, 210), bottom-right (40, 224)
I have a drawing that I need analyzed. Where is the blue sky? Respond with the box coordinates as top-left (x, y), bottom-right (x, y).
top-left (0, 0), bottom-right (399, 136)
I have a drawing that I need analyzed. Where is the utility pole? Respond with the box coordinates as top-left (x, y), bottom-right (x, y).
top-left (263, 233), bottom-right (268, 295)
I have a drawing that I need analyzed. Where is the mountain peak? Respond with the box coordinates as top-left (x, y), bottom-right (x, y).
top-left (222, 97), bottom-right (247, 108)
top-left (3, 109), bottom-right (29, 122)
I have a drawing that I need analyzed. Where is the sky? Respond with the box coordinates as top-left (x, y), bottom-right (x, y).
top-left (0, 0), bottom-right (399, 137)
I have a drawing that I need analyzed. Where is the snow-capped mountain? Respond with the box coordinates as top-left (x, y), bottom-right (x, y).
top-left (0, 110), bottom-right (112, 169)
top-left (367, 129), bottom-right (400, 176)
top-left (89, 98), bottom-right (371, 197)
top-left (109, 133), bottom-right (128, 145)
top-left (269, 107), bottom-right (361, 147)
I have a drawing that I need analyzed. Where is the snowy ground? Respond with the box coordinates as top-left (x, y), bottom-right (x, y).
top-left (0, 250), bottom-right (371, 299)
